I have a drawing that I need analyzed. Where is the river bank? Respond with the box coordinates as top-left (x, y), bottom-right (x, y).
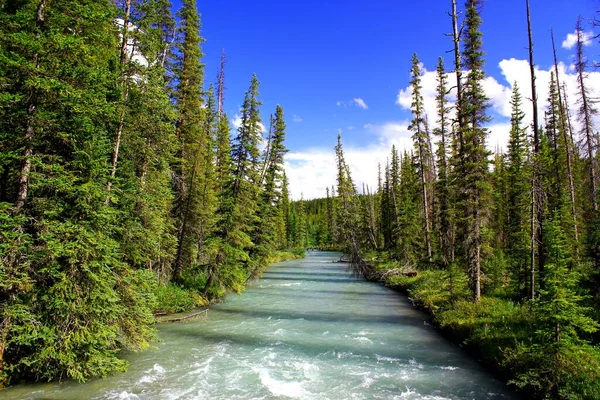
top-left (152, 249), bottom-right (304, 318)
top-left (357, 253), bottom-right (600, 400)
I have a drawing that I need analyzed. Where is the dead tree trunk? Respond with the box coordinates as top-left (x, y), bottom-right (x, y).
top-left (15, 0), bottom-right (47, 210)
top-left (451, 0), bottom-right (465, 149)
top-left (106, 0), bottom-right (132, 201)
top-left (527, 0), bottom-right (542, 299)
top-left (552, 29), bottom-right (580, 250)
top-left (217, 49), bottom-right (226, 116)
top-left (575, 17), bottom-right (599, 212)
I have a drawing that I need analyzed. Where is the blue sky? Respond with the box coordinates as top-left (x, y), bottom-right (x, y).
top-left (173, 0), bottom-right (599, 199)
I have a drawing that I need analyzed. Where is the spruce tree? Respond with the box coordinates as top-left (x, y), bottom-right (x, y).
top-left (216, 74), bottom-right (264, 283)
top-left (281, 171), bottom-right (292, 249)
top-left (408, 53), bottom-right (434, 262)
top-left (457, 0), bottom-right (491, 301)
top-left (170, 0), bottom-right (207, 283)
top-left (254, 105), bottom-right (288, 258)
top-left (434, 57), bottom-right (452, 268)
top-left (506, 83), bottom-right (531, 298)
top-left (396, 152), bottom-right (422, 267)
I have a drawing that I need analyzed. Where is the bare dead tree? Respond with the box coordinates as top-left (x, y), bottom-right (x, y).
top-left (217, 49), bottom-right (227, 116)
top-left (575, 17), bottom-right (599, 212)
top-left (526, 0), bottom-right (542, 300)
top-left (15, 0), bottom-right (47, 210)
top-left (552, 29), bottom-right (580, 250)
top-left (106, 0), bottom-right (133, 201)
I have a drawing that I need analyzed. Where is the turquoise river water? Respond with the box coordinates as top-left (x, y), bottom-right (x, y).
top-left (3, 251), bottom-right (517, 400)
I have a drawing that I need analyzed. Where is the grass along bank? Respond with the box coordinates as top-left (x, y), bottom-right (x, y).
top-left (152, 249), bottom-right (305, 318)
top-left (359, 252), bottom-right (600, 400)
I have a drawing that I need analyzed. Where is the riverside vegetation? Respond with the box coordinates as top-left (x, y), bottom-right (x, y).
top-left (0, 0), bottom-right (308, 388)
top-left (305, 2), bottom-right (600, 399)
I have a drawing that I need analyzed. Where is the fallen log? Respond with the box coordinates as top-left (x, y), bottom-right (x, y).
top-left (157, 308), bottom-right (208, 324)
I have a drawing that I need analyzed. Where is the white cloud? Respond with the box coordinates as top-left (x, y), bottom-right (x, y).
top-left (286, 143), bottom-right (392, 201)
top-left (293, 114), bottom-right (303, 122)
top-left (562, 30), bottom-right (593, 49)
top-left (230, 114), bottom-right (267, 134)
top-left (353, 98), bottom-right (369, 110)
top-left (285, 122), bottom-right (412, 200)
top-left (396, 58), bottom-right (600, 152)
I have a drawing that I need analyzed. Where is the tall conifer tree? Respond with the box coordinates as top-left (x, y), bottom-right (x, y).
top-left (457, 0), bottom-right (491, 301)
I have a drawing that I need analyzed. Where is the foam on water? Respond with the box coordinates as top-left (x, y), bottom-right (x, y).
top-left (253, 366), bottom-right (306, 399)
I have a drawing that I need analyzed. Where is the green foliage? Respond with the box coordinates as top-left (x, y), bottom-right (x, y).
top-left (505, 342), bottom-right (600, 400)
top-left (154, 283), bottom-right (204, 314)
top-left (0, 0), bottom-right (294, 388)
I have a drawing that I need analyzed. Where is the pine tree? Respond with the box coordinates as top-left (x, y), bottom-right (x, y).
top-left (408, 53), bottom-right (434, 262)
top-left (551, 30), bottom-right (580, 254)
top-left (171, 0), bottom-right (206, 283)
top-left (457, 0), bottom-right (491, 301)
top-left (254, 105), bottom-right (288, 258)
top-left (505, 83), bottom-right (531, 298)
top-left (574, 17), bottom-right (599, 214)
top-left (434, 57), bottom-right (452, 268)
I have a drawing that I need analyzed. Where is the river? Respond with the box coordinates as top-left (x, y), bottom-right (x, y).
top-left (3, 251), bottom-right (516, 400)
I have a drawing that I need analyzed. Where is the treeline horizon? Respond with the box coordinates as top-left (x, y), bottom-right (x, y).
top-left (0, 0), bottom-right (309, 387)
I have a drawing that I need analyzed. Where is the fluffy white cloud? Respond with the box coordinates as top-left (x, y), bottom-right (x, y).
top-left (562, 30), bottom-right (593, 49)
top-left (286, 143), bottom-right (392, 200)
top-left (353, 98), bottom-right (369, 110)
top-left (293, 114), bottom-right (303, 122)
top-left (230, 114), bottom-right (267, 134)
top-left (337, 98), bottom-right (369, 109)
top-left (285, 122), bottom-right (413, 200)
top-left (396, 58), bottom-right (600, 151)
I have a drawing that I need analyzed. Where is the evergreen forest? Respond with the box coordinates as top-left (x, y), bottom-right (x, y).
top-left (0, 0), bottom-right (306, 387)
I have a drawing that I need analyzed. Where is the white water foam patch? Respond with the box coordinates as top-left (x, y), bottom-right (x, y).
top-left (294, 361), bottom-right (320, 381)
top-left (376, 355), bottom-right (402, 364)
top-left (438, 365), bottom-right (459, 371)
top-left (349, 371), bottom-right (376, 389)
top-left (343, 332), bottom-right (373, 344)
top-left (393, 387), bottom-right (452, 400)
top-left (277, 282), bottom-right (302, 287)
top-left (252, 366), bottom-right (307, 398)
top-left (137, 363), bottom-right (165, 384)
top-left (265, 328), bottom-right (286, 337)
top-left (105, 391), bottom-right (141, 400)
top-left (409, 358), bottom-right (424, 369)
top-left (189, 356), bottom-right (214, 376)
top-left (353, 336), bottom-right (373, 344)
